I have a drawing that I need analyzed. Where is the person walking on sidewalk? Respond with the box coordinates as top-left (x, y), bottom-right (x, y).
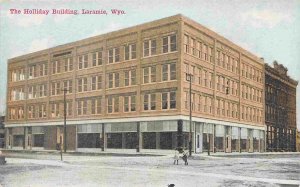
top-left (173, 149), bottom-right (179, 165)
top-left (182, 151), bottom-right (188, 165)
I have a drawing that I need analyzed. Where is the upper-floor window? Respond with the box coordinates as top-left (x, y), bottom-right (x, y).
top-left (91, 75), bottom-right (102, 90)
top-left (28, 105), bottom-right (36, 119)
top-left (64, 58), bottom-right (73, 72)
top-left (52, 61), bottom-right (61, 74)
top-left (143, 66), bottom-right (156, 84)
top-left (124, 95), bottom-right (136, 112)
top-left (92, 51), bottom-right (103, 66)
top-left (162, 63), bottom-right (176, 81)
top-left (39, 63), bottom-right (48, 77)
top-left (77, 100), bottom-right (87, 116)
top-left (108, 48), bottom-right (120, 64)
top-left (190, 38), bottom-right (196, 55)
top-left (77, 77), bottom-right (88, 93)
top-left (203, 44), bottom-right (208, 61)
top-left (91, 97), bottom-right (101, 115)
top-left (66, 101), bottom-right (72, 116)
top-left (162, 34), bottom-right (177, 53)
top-left (39, 84), bottom-right (47, 97)
top-left (184, 35), bottom-right (189, 53)
top-left (10, 68), bottom-right (25, 82)
top-left (38, 104), bottom-right (47, 118)
top-left (78, 54), bottom-right (88, 69)
top-left (9, 107), bottom-right (24, 120)
top-left (208, 47), bottom-right (213, 62)
top-left (10, 87), bottom-right (25, 101)
top-left (143, 39), bottom-right (156, 57)
top-left (107, 96), bottom-right (119, 113)
top-left (125, 44), bottom-right (136, 60)
top-left (144, 93), bottom-right (156, 111)
top-left (50, 103), bottom-right (60, 118)
top-left (124, 70), bottom-right (136, 86)
top-left (51, 82), bottom-right (61, 96)
top-left (28, 85), bottom-right (37, 99)
top-left (28, 65), bottom-right (36, 79)
top-left (108, 72), bottom-right (119, 88)
top-left (162, 91), bottom-right (176, 110)
top-left (63, 80), bottom-right (72, 94)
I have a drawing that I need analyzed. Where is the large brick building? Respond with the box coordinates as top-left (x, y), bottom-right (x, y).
top-left (265, 61), bottom-right (298, 152)
top-left (5, 14), bottom-right (266, 153)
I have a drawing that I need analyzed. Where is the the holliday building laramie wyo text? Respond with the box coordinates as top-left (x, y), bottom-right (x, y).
top-left (9, 9), bottom-right (125, 15)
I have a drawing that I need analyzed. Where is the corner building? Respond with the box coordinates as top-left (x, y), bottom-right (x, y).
top-left (5, 14), bottom-right (265, 153)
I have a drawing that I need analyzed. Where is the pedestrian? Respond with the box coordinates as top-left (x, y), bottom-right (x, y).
top-left (173, 149), bottom-right (179, 165)
top-left (182, 151), bottom-right (188, 165)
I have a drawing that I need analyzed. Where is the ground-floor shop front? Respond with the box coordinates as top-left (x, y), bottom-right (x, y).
top-left (4, 116), bottom-right (266, 153)
top-left (266, 124), bottom-right (297, 152)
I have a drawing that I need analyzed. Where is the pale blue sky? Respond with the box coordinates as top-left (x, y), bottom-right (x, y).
top-left (0, 0), bottom-right (299, 128)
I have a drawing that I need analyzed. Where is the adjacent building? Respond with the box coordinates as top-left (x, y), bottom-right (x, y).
top-left (5, 14), bottom-right (266, 153)
top-left (0, 116), bottom-right (4, 148)
top-left (265, 62), bottom-right (298, 152)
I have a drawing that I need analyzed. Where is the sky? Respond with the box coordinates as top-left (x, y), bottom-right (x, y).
top-left (0, 0), bottom-right (299, 129)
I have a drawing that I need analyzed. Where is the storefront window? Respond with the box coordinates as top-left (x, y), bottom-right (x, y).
top-left (241, 128), bottom-right (247, 152)
top-left (215, 125), bottom-right (224, 152)
top-left (231, 127), bottom-right (239, 152)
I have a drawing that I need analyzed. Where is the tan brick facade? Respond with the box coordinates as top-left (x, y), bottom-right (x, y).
top-left (5, 14), bottom-right (266, 152)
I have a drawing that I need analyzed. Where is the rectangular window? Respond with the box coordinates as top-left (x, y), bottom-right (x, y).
top-left (209, 72), bottom-right (213, 88)
top-left (63, 80), bottom-right (72, 94)
top-left (91, 97), bottom-right (101, 115)
top-left (39, 63), bottom-right (48, 76)
top-left (77, 78), bottom-right (87, 92)
top-left (124, 70), bottom-right (136, 86)
top-left (144, 39), bottom-right (156, 57)
top-left (162, 91), bottom-right (176, 110)
top-left (50, 103), bottom-right (60, 118)
top-left (50, 82), bottom-right (60, 96)
top-left (28, 105), bottom-right (35, 119)
top-left (124, 95), bottom-right (136, 112)
top-left (183, 35), bottom-right (189, 53)
top-left (163, 34), bottom-right (177, 53)
top-left (162, 63), bottom-right (176, 81)
top-left (52, 61), bottom-right (60, 74)
top-left (143, 66), bottom-right (156, 84)
top-left (77, 100), bottom-right (87, 116)
top-left (143, 93), bottom-right (156, 111)
top-left (39, 84), bottom-right (47, 97)
top-left (107, 96), bottom-right (119, 113)
top-left (92, 51), bottom-right (103, 66)
top-left (203, 44), bottom-right (208, 61)
top-left (62, 58), bottom-right (73, 72)
top-left (190, 38), bottom-right (195, 55)
top-left (28, 65), bottom-right (36, 79)
top-left (91, 75), bottom-right (102, 90)
top-left (108, 48), bottom-right (120, 64)
top-left (108, 72), bottom-right (119, 88)
top-left (38, 104), bottom-right (47, 118)
top-left (66, 101), bottom-right (72, 116)
top-left (143, 39), bottom-right (156, 57)
top-left (125, 44), bottom-right (136, 60)
top-left (78, 54), bottom-right (88, 69)
top-left (208, 47), bottom-right (213, 62)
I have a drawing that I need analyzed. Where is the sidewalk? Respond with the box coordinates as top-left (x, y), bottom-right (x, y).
top-left (1, 148), bottom-right (299, 158)
top-left (0, 148), bottom-right (169, 157)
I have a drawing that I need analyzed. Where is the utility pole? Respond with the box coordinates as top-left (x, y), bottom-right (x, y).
top-left (62, 88), bottom-right (69, 153)
top-left (186, 73), bottom-right (193, 157)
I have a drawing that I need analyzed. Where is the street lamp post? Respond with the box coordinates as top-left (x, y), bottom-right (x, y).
top-left (186, 73), bottom-right (193, 157)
